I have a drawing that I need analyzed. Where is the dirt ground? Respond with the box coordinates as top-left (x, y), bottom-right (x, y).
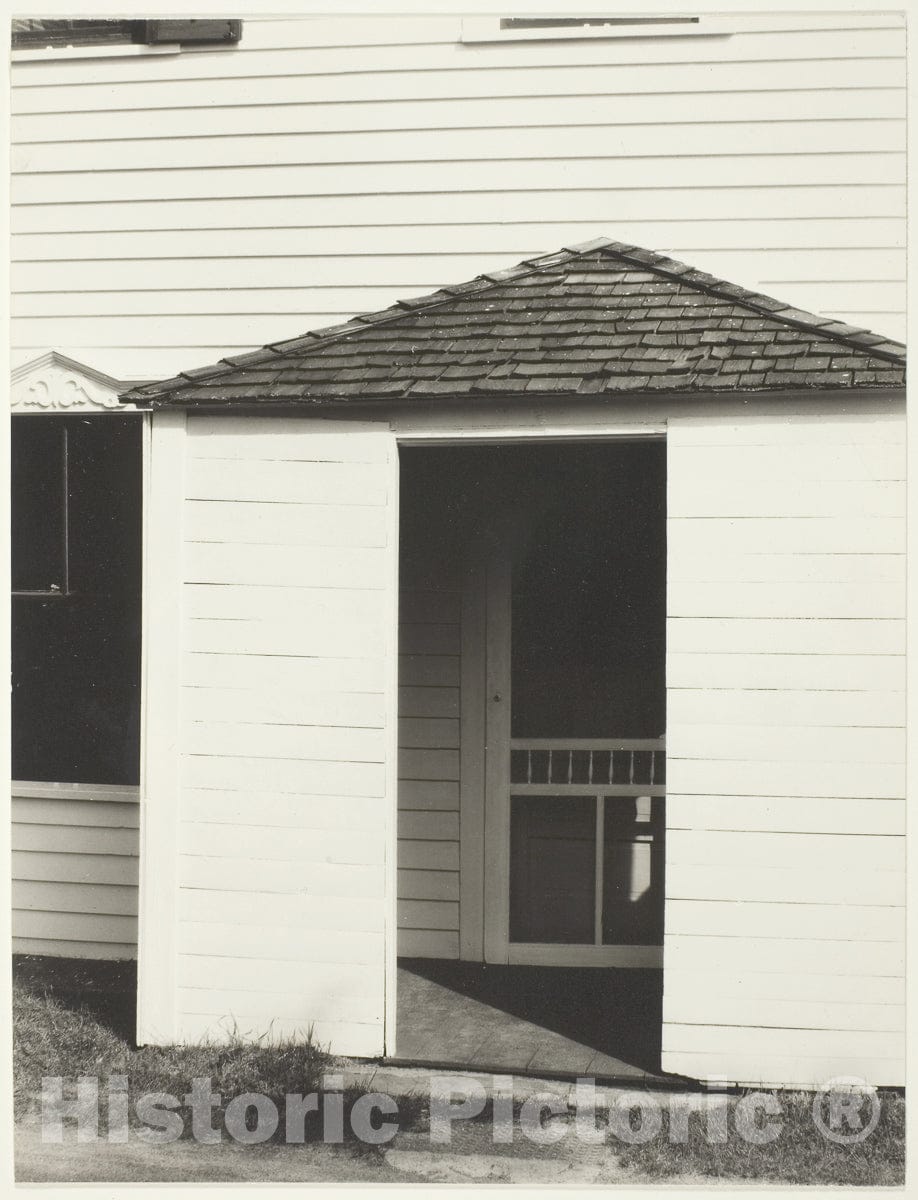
top-left (16, 1116), bottom-right (637, 1185)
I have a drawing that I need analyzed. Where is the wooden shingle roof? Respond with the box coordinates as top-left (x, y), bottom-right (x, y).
top-left (121, 239), bottom-right (905, 407)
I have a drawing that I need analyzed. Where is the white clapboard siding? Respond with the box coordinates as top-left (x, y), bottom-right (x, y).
top-left (179, 924), bottom-right (382, 966)
top-left (178, 956), bottom-right (381, 1015)
top-left (668, 688), bottom-right (904, 729)
top-left (663, 969), bottom-right (903, 1007)
top-left (11, 86), bottom-right (906, 146)
top-left (660, 1050), bottom-right (904, 1090)
top-left (667, 794), bottom-right (904, 837)
top-left (665, 899), bottom-right (905, 943)
top-left (180, 855), bottom-right (386, 900)
top-left (10, 12), bottom-right (906, 383)
top-left (665, 934), bottom-right (904, 978)
top-left (663, 409), bottom-right (906, 1088)
top-left (11, 215), bottom-right (906, 266)
top-left (661, 1024), bottom-right (905, 1089)
top-left (668, 552), bottom-right (905, 586)
top-left (11, 783), bottom-right (139, 960)
top-left (10, 155), bottom-right (905, 209)
top-left (15, 880), bottom-right (138, 917)
top-left (10, 26), bottom-right (905, 103)
top-left (160, 415), bottom-right (397, 1056)
top-left (182, 685), bottom-right (385, 729)
top-left (667, 652), bottom-right (905, 693)
top-left (669, 580), bottom-right (904, 619)
top-left (182, 790), bottom-right (386, 833)
top-left (670, 617), bottom-right (905, 656)
top-left (13, 185), bottom-right (904, 239)
top-left (11, 31), bottom-right (904, 109)
top-left (397, 584), bottom-right (462, 957)
top-left (180, 820), bottom-right (385, 867)
top-left (667, 865), bottom-right (904, 908)
top-left (668, 478), bottom-right (905, 519)
top-left (667, 760), bottom-right (904, 801)
top-left (668, 829), bottom-right (903, 872)
top-left (14, 120), bottom-right (907, 176)
top-left (663, 995), bottom-right (904, 1035)
top-left (183, 722), bottom-right (386, 764)
top-left (667, 725), bottom-right (904, 764)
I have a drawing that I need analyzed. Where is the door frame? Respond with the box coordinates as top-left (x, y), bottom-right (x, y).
top-left (398, 428), bottom-right (669, 970)
top-left (478, 519), bottom-right (664, 969)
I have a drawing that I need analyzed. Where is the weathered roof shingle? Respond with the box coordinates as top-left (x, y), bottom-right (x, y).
top-left (121, 239), bottom-right (906, 407)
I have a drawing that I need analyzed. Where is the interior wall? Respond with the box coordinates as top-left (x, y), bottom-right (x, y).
top-left (397, 577), bottom-right (462, 958)
top-left (397, 451), bottom-right (464, 958)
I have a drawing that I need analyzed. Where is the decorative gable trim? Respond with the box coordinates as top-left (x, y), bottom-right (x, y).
top-left (11, 351), bottom-right (142, 413)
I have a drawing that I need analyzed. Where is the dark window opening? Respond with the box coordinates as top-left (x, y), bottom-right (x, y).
top-left (501, 17), bottom-right (699, 30)
top-left (11, 18), bottom-right (241, 49)
top-left (11, 416), bottom-right (143, 786)
top-left (11, 419), bottom-right (68, 595)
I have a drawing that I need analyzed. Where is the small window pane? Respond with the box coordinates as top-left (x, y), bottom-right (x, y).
top-left (602, 796), bottom-right (665, 946)
top-left (510, 796), bottom-right (595, 943)
top-left (11, 419), bottom-right (66, 593)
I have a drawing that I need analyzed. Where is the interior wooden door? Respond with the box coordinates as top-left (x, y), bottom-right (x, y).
top-left (482, 504), bottom-right (666, 969)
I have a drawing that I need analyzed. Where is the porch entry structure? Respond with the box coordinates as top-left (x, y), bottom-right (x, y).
top-left (396, 442), bottom-right (666, 970)
top-left (124, 239), bottom-right (906, 1088)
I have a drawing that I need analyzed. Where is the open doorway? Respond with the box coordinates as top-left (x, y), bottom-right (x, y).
top-left (396, 440), bottom-right (667, 1078)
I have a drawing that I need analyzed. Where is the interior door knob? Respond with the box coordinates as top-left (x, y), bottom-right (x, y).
top-left (492, 693), bottom-right (502, 702)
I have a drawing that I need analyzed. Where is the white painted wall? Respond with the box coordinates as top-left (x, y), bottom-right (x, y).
top-left (10, 11), bottom-right (905, 380)
top-left (663, 409), bottom-right (906, 1087)
top-left (138, 413), bottom-right (399, 1056)
top-left (12, 782), bottom-right (139, 960)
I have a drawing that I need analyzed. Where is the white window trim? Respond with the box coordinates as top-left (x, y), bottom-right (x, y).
top-left (11, 780), bottom-right (140, 804)
top-left (460, 15), bottom-right (734, 43)
top-left (11, 42), bottom-right (182, 62)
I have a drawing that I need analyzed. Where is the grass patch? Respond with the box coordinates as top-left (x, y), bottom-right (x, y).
top-left (13, 956), bottom-right (423, 1145)
top-left (612, 1089), bottom-right (905, 1186)
top-left (12, 955), bottom-right (905, 1185)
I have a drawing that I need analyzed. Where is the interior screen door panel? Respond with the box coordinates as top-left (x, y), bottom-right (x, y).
top-left (488, 442), bottom-right (666, 964)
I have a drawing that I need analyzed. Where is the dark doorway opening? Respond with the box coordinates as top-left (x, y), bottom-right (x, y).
top-left (396, 440), bottom-right (667, 1078)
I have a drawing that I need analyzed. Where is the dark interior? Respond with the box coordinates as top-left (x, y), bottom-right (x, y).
top-left (398, 442), bottom-right (666, 1072)
top-left (399, 440), bottom-right (667, 736)
top-left (11, 415), bottom-right (143, 785)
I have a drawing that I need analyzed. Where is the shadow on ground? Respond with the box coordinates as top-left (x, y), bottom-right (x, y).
top-left (13, 954), bottom-right (137, 1044)
top-left (398, 959), bottom-right (662, 1075)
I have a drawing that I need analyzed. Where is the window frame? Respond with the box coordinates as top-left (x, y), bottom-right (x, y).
top-left (460, 15), bottom-right (733, 43)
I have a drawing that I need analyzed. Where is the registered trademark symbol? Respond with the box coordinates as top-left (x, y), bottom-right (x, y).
top-left (812, 1076), bottom-right (881, 1145)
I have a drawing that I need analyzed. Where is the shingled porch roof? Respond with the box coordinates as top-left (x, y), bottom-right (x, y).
top-left (121, 238), bottom-right (906, 407)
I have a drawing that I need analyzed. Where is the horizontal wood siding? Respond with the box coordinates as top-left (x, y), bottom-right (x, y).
top-left (174, 415), bottom-right (396, 1054)
top-left (10, 12), bottom-right (904, 380)
top-left (663, 409), bottom-right (906, 1088)
top-left (12, 783), bottom-right (139, 959)
top-left (398, 581), bottom-right (461, 959)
